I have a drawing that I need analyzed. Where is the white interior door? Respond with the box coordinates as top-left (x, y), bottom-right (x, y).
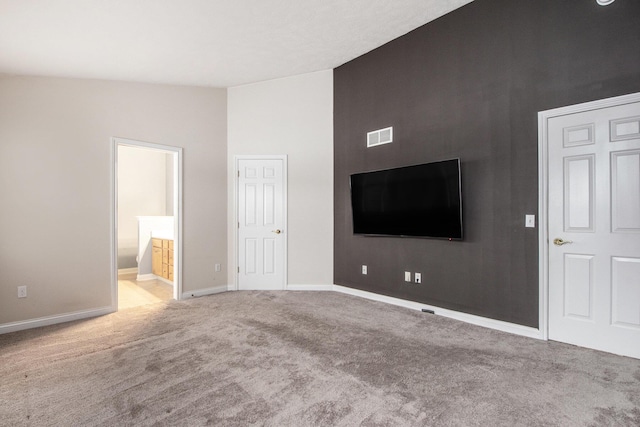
top-left (237, 157), bottom-right (286, 290)
top-left (547, 98), bottom-right (640, 358)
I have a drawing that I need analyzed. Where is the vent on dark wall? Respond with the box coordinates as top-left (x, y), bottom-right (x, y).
top-left (367, 127), bottom-right (393, 148)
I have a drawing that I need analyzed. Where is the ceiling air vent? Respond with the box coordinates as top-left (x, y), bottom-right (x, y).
top-left (367, 127), bottom-right (393, 148)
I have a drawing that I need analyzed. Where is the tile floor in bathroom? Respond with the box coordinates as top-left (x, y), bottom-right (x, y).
top-left (118, 272), bottom-right (173, 310)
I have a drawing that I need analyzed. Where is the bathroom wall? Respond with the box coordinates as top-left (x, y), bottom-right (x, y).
top-left (117, 145), bottom-right (172, 269)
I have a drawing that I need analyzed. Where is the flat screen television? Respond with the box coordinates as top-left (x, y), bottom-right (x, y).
top-left (350, 158), bottom-right (463, 239)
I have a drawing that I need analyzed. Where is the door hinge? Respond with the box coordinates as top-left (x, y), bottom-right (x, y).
top-left (238, 222), bottom-right (240, 228)
top-left (237, 170), bottom-right (240, 177)
top-left (237, 267), bottom-right (240, 273)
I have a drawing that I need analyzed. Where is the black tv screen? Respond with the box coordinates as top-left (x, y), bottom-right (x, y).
top-left (350, 159), bottom-right (463, 239)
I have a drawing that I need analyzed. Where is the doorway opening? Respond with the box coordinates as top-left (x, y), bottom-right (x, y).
top-left (111, 137), bottom-right (183, 310)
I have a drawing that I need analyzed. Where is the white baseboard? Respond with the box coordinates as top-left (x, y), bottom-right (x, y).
top-left (117, 267), bottom-right (138, 276)
top-left (136, 273), bottom-right (174, 287)
top-left (287, 284), bottom-right (333, 291)
top-left (332, 285), bottom-right (543, 340)
top-left (181, 285), bottom-right (229, 300)
top-left (1, 283), bottom-right (541, 341)
top-left (0, 306), bottom-right (114, 335)
top-left (157, 276), bottom-right (174, 286)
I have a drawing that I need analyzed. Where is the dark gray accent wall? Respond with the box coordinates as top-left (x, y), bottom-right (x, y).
top-left (333, 0), bottom-right (640, 328)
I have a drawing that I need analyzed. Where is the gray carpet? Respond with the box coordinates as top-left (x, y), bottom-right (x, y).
top-left (1, 291), bottom-right (639, 426)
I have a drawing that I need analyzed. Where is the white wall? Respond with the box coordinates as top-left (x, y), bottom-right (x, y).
top-left (0, 75), bottom-right (227, 326)
top-left (117, 145), bottom-right (170, 269)
top-left (227, 70), bottom-right (333, 287)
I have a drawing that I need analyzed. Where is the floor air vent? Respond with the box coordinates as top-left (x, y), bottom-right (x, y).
top-left (367, 127), bottom-right (393, 148)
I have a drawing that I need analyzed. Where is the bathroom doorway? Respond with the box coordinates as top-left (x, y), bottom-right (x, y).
top-left (111, 137), bottom-right (183, 310)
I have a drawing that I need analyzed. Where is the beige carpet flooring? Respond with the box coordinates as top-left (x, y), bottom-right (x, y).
top-left (1, 291), bottom-right (639, 426)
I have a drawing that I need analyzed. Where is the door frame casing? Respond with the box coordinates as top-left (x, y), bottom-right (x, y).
top-left (537, 91), bottom-right (640, 341)
top-left (110, 137), bottom-right (184, 310)
top-left (233, 155), bottom-right (288, 291)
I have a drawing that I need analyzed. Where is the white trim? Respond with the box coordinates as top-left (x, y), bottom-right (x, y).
top-left (0, 283), bottom-right (541, 339)
top-left (137, 273), bottom-right (174, 286)
top-left (157, 276), bottom-right (174, 286)
top-left (174, 145), bottom-right (184, 302)
top-left (233, 155), bottom-right (288, 291)
top-left (111, 137), bottom-right (184, 310)
top-left (286, 284), bottom-right (333, 291)
top-left (537, 92), bottom-right (640, 342)
top-left (231, 155), bottom-right (239, 292)
top-left (332, 285), bottom-right (542, 339)
top-left (181, 285), bottom-right (229, 299)
top-left (0, 306), bottom-right (114, 335)
top-left (110, 141), bottom-right (118, 311)
top-left (117, 267), bottom-right (138, 276)
top-left (538, 109), bottom-right (550, 341)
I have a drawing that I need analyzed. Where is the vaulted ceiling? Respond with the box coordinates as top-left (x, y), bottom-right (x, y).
top-left (0, 0), bottom-right (473, 87)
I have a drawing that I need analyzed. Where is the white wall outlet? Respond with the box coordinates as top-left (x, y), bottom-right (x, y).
top-left (362, 265), bottom-right (367, 275)
top-left (415, 273), bottom-right (422, 284)
top-left (18, 286), bottom-right (27, 298)
top-left (405, 271), bottom-right (411, 282)
top-left (215, 264), bottom-right (221, 272)
top-left (525, 214), bottom-right (536, 228)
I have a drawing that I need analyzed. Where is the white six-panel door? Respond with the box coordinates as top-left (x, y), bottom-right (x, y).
top-left (547, 98), bottom-right (640, 359)
top-left (237, 157), bottom-right (286, 290)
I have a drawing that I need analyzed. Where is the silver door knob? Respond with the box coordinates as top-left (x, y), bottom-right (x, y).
top-left (272, 229), bottom-right (282, 234)
top-left (553, 238), bottom-right (573, 246)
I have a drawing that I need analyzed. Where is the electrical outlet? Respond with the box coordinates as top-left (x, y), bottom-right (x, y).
top-left (215, 264), bottom-right (221, 272)
top-left (362, 265), bottom-right (367, 275)
top-left (18, 286), bottom-right (27, 298)
top-left (405, 271), bottom-right (411, 282)
top-left (415, 273), bottom-right (422, 284)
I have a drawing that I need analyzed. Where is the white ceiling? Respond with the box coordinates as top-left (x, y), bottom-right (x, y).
top-left (0, 0), bottom-right (473, 88)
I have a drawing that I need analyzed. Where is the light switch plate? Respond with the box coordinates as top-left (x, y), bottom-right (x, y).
top-left (362, 265), bottom-right (367, 275)
top-left (405, 271), bottom-right (411, 282)
top-left (525, 214), bottom-right (535, 228)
